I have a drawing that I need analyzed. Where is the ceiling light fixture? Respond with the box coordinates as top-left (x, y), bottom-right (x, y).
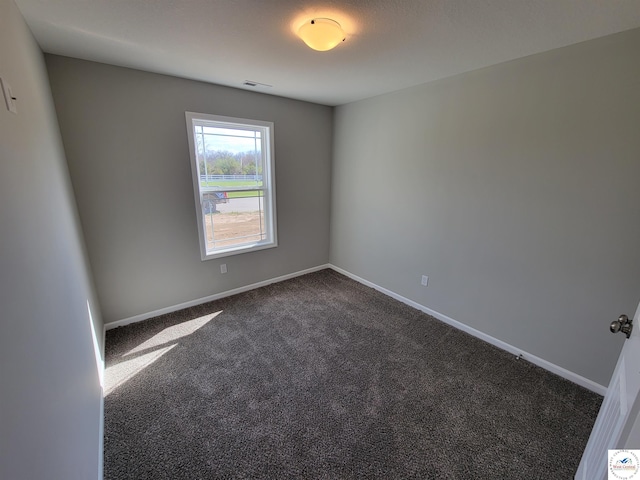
top-left (297, 18), bottom-right (345, 51)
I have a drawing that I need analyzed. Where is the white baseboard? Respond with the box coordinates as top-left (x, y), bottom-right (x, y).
top-left (104, 264), bottom-right (331, 330)
top-left (329, 264), bottom-right (607, 396)
top-left (103, 262), bottom-right (606, 395)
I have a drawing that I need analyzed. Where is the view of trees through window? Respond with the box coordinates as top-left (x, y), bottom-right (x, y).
top-left (198, 150), bottom-right (262, 176)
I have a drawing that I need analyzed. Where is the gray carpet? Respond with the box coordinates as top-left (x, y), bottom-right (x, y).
top-left (104, 269), bottom-right (601, 479)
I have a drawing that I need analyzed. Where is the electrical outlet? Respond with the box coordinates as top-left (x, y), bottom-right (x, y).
top-left (421, 275), bottom-right (429, 286)
top-left (220, 264), bottom-right (227, 274)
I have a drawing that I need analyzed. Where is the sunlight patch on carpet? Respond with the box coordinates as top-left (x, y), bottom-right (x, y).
top-left (105, 344), bottom-right (177, 396)
top-left (123, 312), bottom-right (221, 357)
top-left (104, 312), bottom-right (221, 395)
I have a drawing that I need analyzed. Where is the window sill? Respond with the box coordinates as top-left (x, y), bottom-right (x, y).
top-left (201, 240), bottom-right (277, 261)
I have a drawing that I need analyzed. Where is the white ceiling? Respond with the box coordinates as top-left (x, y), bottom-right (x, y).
top-left (15, 0), bottom-right (640, 106)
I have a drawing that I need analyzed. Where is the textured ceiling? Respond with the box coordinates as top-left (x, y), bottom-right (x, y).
top-left (14, 0), bottom-right (640, 106)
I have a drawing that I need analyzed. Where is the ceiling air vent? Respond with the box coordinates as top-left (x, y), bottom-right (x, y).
top-left (243, 80), bottom-right (272, 88)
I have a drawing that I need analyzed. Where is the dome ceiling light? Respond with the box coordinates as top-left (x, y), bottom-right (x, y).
top-left (297, 18), bottom-right (345, 51)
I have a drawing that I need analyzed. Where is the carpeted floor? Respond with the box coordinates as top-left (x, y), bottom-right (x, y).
top-left (104, 269), bottom-right (601, 479)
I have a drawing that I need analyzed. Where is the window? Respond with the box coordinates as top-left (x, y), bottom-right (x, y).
top-left (185, 112), bottom-right (277, 260)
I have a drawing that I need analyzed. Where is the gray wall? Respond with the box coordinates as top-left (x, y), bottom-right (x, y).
top-left (0, 1), bottom-right (103, 478)
top-left (331, 28), bottom-right (640, 387)
top-left (46, 56), bottom-right (333, 325)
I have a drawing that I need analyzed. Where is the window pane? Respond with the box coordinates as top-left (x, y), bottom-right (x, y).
top-left (202, 192), bottom-right (266, 251)
top-left (195, 126), bottom-right (263, 188)
top-left (201, 128), bottom-right (262, 161)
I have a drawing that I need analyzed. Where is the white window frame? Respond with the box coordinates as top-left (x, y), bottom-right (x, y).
top-left (185, 112), bottom-right (277, 260)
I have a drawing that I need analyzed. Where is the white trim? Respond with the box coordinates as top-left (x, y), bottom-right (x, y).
top-left (103, 262), bottom-right (606, 395)
top-left (104, 264), bottom-right (330, 330)
top-left (98, 324), bottom-right (104, 479)
top-left (98, 388), bottom-right (104, 480)
top-left (329, 264), bottom-right (607, 396)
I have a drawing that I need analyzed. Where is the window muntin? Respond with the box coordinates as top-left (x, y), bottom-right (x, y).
top-left (185, 112), bottom-right (277, 260)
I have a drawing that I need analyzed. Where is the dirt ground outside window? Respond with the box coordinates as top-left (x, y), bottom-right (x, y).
top-left (205, 211), bottom-right (265, 248)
